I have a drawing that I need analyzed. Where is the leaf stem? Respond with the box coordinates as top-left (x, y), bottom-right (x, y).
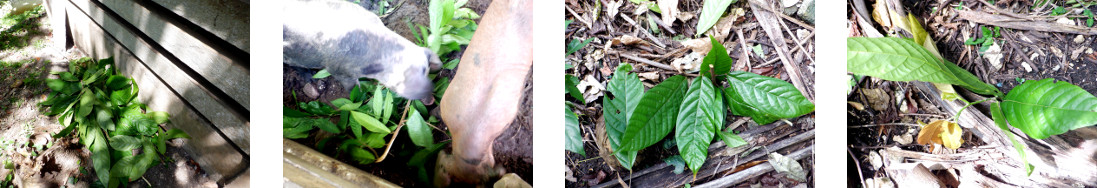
top-left (374, 102), bottom-right (412, 163)
top-left (952, 97), bottom-right (997, 123)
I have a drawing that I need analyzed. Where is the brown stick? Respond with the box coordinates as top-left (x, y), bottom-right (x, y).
top-left (748, 0), bottom-right (813, 101)
top-left (957, 10), bottom-right (1097, 35)
top-left (620, 54), bottom-right (675, 71)
top-left (374, 102), bottom-right (412, 163)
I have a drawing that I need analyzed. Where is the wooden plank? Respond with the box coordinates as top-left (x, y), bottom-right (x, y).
top-left (64, 0), bottom-right (246, 182)
top-left (97, 0), bottom-right (251, 110)
top-left (148, 0), bottom-right (250, 53)
top-left (65, 0), bottom-right (250, 154)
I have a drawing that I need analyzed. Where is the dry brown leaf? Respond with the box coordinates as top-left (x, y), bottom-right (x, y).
top-left (711, 8), bottom-right (745, 41)
top-left (610, 35), bottom-right (651, 47)
top-left (576, 75), bottom-right (605, 104)
top-left (680, 38), bottom-right (712, 54)
top-left (605, 0), bottom-right (623, 22)
top-left (637, 71), bottom-right (660, 81)
top-left (670, 52), bottom-right (705, 73)
top-left (916, 120), bottom-right (964, 150)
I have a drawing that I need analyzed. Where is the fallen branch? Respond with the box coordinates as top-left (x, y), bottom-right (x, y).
top-left (957, 10), bottom-right (1097, 35)
top-left (619, 54), bottom-right (675, 71)
top-left (695, 144), bottom-right (813, 188)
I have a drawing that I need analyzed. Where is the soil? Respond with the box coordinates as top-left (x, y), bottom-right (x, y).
top-left (848, 0), bottom-right (1097, 187)
top-left (565, 0), bottom-right (816, 187)
top-left (902, 0), bottom-right (1097, 94)
top-left (0, 6), bottom-right (213, 187)
top-left (282, 0), bottom-right (533, 186)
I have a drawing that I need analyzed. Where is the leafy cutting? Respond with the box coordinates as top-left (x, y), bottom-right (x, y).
top-left (848, 34), bottom-right (1097, 176)
top-left (607, 37), bottom-right (813, 175)
top-left (41, 57), bottom-right (189, 187)
top-left (284, 81), bottom-right (443, 184)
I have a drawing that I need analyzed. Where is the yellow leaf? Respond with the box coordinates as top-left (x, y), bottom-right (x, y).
top-left (917, 120), bottom-right (964, 150)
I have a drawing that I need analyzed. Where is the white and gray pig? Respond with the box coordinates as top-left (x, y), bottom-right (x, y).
top-left (282, 0), bottom-right (440, 100)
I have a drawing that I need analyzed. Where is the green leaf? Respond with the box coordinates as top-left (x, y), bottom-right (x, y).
top-left (147, 111), bottom-right (170, 125)
top-left (990, 102), bottom-right (1034, 175)
top-left (603, 64), bottom-right (644, 169)
top-left (695, 0), bottom-right (737, 37)
top-left (566, 37), bottom-right (595, 56)
top-left (110, 85), bottom-right (134, 107)
top-left (717, 130), bottom-right (747, 147)
top-left (700, 36), bottom-right (733, 77)
top-left (348, 147), bottom-right (376, 165)
top-left (619, 75), bottom-right (689, 151)
top-left (312, 69), bottom-right (331, 79)
top-left (89, 126), bottom-right (111, 186)
top-left (565, 107), bottom-right (585, 156)
top-left (363, 132), bottom-right (387, 148)
top-left (847, 37), bottom-right (1001, 96)
top-left (1002, 78), bottom-right (1097, 139)
top-left (105, 76), bottom-right (129, 90)
top-left (565, 75), bottom-right (585, 102)
top-left (406, 108), bottom-right (433, 147)
top-left (312, 117), bottom-right (341, 134)
top-left (724, 71), bottom-right (814, 125)
top-left (96, 109), bottom-right (114, 131)
top-left (675, 76), bottom-right (722, 175)
top-left (47, 79), bottom-right (68, 92)
top-left (443, 58), bottom-right (460, 70)
top-left (162, 128), bottom-right (190, 139)
top-left (351, 111), bottom-right (391, 134)
top-left (284, 106), bottom-right (311, 117)
top-left (331, 98), bottom-right (361, 111)
top-left (77, 88), bottom-right (95, 118)
top-left (108, 135), bottom-right (141, 151)
top-left (663, 155), bottom-right (687, 174)
top-left (408, 141), bottom-right (449, 167)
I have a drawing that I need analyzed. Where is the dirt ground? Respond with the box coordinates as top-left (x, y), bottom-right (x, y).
top-left (281, 0), bottom-right (533, 186)
top-left (847, 0), bottom-right (1097, 187)
top-left (1, 6), bottom-right (214, 187)
top-left (565, 0), bottom-right (815, 187)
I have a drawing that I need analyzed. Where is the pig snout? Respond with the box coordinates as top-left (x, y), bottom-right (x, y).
top-left (435, 0), bottom-right (532, 186)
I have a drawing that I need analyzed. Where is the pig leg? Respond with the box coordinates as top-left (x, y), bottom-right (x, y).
top-left (435, 0), bottom-right (532, 186)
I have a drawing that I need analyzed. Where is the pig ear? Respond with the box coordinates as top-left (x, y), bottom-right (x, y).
top-left (425, 48), bottom-right (442, 72)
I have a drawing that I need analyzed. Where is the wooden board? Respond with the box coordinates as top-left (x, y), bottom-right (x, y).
top-left (147, 0), bottom-right (250, 53)
top-left (98, 0), bottom-right (250, 110)
top-left (64, 0), bottom-right (247, 183)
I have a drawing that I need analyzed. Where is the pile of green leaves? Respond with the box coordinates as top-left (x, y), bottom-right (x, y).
top-left (283, 81), bottom-right (445, 182)
top-left (962, 26), bottom-right (1000, 52)
top-left (848, 36), bottom-right (1097, 175)
top-left (591, 37), bottom-right (814, 175)
top-left (40, 57), bottom-right (190, 187)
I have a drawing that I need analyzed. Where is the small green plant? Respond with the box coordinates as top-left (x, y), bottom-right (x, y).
top-left (39, 57), bottom-right (190, 187)
top-left (848, 36), bottom-right (1097, 175)
top-left (284, 81), bottom-right (445, 183)
top-left (600, 37), bottom-right (813, 175)
top-left (410, 0), bottom-right (479, 59)
top-left (963, 25), bottom-right (1000, 52)
top-left (1084, 9), bottom-right (1095, 27)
